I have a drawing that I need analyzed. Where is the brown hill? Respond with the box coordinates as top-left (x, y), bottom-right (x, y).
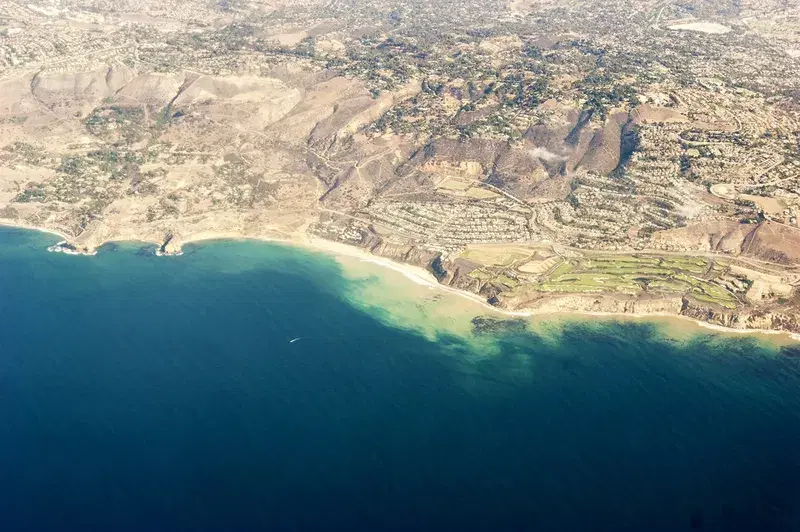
top-left (654, 221), bottom-right (800, 266)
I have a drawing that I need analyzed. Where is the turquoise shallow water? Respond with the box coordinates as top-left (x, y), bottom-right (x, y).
top-left (1, 226), bottom-right (800, 531)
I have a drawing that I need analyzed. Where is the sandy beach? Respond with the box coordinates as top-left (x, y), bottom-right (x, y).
top-left (2, 220), bottom-right (798, 344)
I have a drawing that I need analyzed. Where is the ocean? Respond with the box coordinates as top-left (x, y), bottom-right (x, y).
top-left (1, 226), bottom-right (800, 531)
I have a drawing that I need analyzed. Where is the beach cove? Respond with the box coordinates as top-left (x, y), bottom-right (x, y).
top-left (3, 220), bottom-right (799, 345)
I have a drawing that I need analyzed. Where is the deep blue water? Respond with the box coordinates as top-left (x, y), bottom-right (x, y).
top-left (2, 227), bottom-right (800, 531)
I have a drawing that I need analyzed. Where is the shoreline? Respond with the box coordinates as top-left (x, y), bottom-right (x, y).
top-left (0, 221), bottom-right (71, 241)
top-left (2, 221), bottom-right (798, 344)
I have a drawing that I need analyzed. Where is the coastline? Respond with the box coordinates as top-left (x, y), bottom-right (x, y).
top-left (178, 232), bottom-right (800, 345)
top-left (0, 221), bottom-right (71, 241)
top-left (2, 220), bottom-right (798, 344)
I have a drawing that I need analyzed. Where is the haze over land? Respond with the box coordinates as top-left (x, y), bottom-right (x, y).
top-left (1, 0), bottom-right (800, 334)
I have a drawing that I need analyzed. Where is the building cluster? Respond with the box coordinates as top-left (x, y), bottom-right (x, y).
top-left (363, 199), bottom-right (531, 252)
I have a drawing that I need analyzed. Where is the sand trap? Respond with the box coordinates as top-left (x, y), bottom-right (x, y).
top-left (667, 22), bottom-right (731, 34)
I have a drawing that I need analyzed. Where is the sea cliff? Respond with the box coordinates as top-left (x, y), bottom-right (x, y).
top-left (3, 219), bottom-right (799, 340)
